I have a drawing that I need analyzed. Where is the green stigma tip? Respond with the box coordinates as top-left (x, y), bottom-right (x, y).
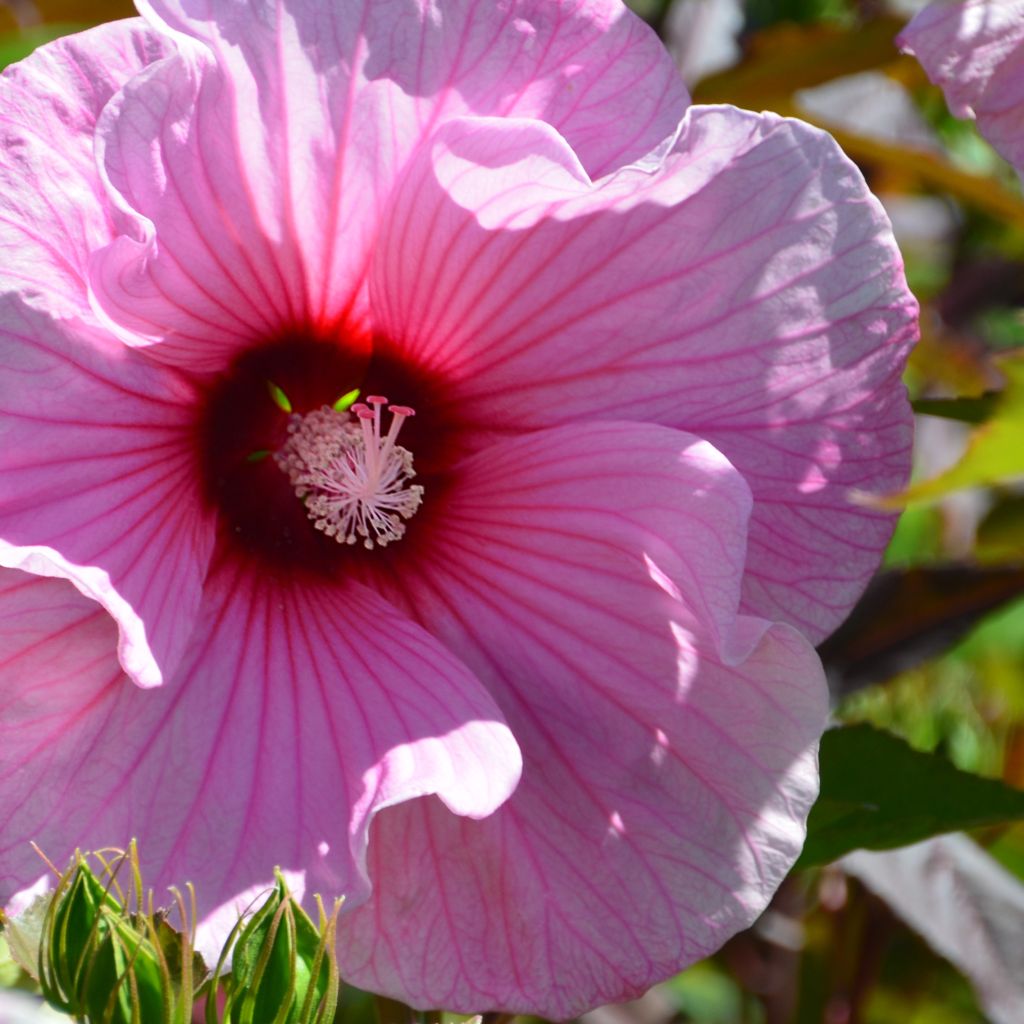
top-left (333, 387), bottom-right (361, 412)
top-left (267, 381), bottom-right (293, 413)
top-left (246, 450), bottom-right (271, 463)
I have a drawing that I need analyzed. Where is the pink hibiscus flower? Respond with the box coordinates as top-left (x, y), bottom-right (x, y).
top-left (0, 0), bottom-right (916, 1014)
top-left (899, 0), bottom-right (1024, 176)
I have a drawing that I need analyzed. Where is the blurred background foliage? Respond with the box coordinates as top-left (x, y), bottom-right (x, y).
top-left (1, 0), bottom-right (1023, 1021)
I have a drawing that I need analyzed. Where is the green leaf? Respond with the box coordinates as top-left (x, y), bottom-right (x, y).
top-left (870, 354), bottom-right (1024, 508)
top-left (911, 393), bottom-right (1000, 424)
top-left (976, 495), bottom-right (1024, 563)
top-left (798, 724), bottom-right (1024, 867)
top-left (818, 566), bottom-right (1024, 697)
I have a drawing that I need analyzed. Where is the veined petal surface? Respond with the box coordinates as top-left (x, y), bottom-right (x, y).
top-left (0, 563), bottom-right (520, 914)
top-left (371, 109), bottom-right (916, 641)
top-left (342, 422), bottom-right (827, 1015)
top-left (0, 19), bottom-right (176, 317)
top-left (90, 0), bottom-right (686, 368)
top-left (0, 296), bottom-right (213, 689)
top-left (899, 0), bottom-right (1024, 175)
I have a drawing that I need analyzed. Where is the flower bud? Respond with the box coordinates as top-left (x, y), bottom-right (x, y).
top-left (33, 843), bottom-right (203, 1024)
top-left (210, 870), bottom-right (341, 1024)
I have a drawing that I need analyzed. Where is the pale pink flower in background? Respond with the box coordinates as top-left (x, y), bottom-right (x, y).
top-left (899, 0), bottom-right (1024, 176)
top-left (0, 0), bottom-right (915, 1014)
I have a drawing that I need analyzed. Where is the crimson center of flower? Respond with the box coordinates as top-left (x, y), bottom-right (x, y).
top-left (276, 398), bottom-right (424, 549)
top-left (196, 334), bottom-right (454, 577)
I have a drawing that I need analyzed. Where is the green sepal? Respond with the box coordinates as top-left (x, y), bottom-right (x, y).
top-left (214, 870), bottom-right (341, 1024)
top-left (36, 843), bottom-right (205, 1024)
top-left (81, 912), bottom-right (167, 1024)
top-left (40, 852), bottom-right (122, 1013)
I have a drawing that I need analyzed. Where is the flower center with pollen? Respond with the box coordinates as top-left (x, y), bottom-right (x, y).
top-left (275, 396), bottom-right (424, 549)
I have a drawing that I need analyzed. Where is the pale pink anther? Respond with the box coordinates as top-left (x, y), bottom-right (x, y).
top-left (275, 400), bottom-right (423, 549)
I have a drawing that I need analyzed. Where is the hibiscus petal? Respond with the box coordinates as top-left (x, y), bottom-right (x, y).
top-left (136, 0), bottom-right (687, 179)
top-left (899, 0), bottom-right (1024, 176)
top-left (0, 562), bottom-right (520, 917)
top-left (0, 20), bottom-right (175, 317)
top-left (90, 0), bottom-right (686, 367)
top-left (341, 421), bottom-right (827, 1015)
top-left (89, 46), bottom-right (301, 369)
top-left (371, 109), bottom-right (916, 641)
top-left (0, 296), bottom-right (213, 689)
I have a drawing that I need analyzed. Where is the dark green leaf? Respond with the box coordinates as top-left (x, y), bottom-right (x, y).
top-left (818, 565), bottom-right (1024, 697)
top-left (798, 725), bottom-right (1024, 867)
top-left (977, 496), bottom-right (1024, 563)
top-left (912, 393), bottom-right (1000, 424)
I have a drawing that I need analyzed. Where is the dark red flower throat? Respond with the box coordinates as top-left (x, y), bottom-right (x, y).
top-left (196, 331), bottom-right (455, 578)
